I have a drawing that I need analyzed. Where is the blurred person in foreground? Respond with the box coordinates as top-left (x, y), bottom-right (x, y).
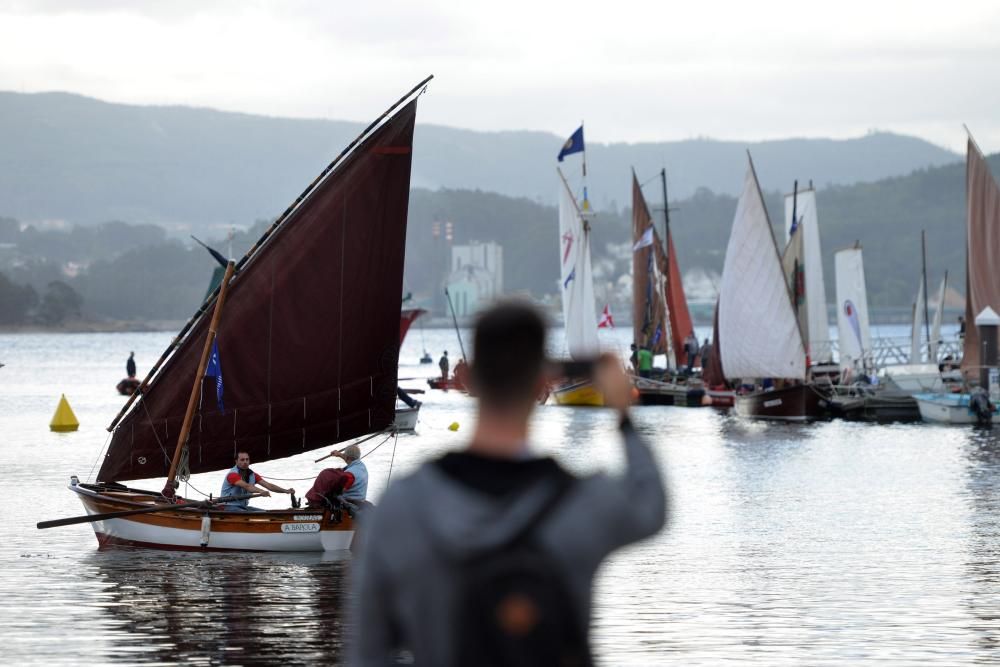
top-left (350, 301), bottom-right (667, 667)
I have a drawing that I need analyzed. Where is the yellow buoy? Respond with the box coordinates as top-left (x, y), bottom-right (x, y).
top-left (50, 394), bottom-right (80, 432)
top-left (448, 422), bottom-right (460, 432)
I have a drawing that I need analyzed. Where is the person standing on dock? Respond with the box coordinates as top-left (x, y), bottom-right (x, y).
top-left (683, 331), bottom-right (699, 373)
top-left (126, 351), bottom-right (136, 379)
top-left (699, 338), bottom-right (711, 372)
top-left (637, 345), bottom-right (653, 378)
top-left (438, 350), bottom-right (449, 380)
top-left (351, 301), bottom-right (667, 667)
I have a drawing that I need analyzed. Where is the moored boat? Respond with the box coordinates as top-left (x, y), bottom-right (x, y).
top-left (550, 128), bottom-right (603, 406)
top-left (915, 392), bottom-right (999, 425)
top-left (717, 157), bottom-right (821, 421)
top-left (629, 168), bottom-right (703, 406)
top-left (733, 383), bottom-right (826, 422)
top-left (916, 131), bottom-right (1000, 426)
top-left (393, 404), bottom-right (420, 431)
top-left (551, 380), bottom-right (603, 407)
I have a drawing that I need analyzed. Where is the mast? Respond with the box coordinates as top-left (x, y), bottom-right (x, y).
top-left (444, 287), bottom-right (468, 362)
top-left (791, 180), bottom-right (799, 324)
top-left (921, 229), bottom-right (931, 355)
top-left (163, 260), bottom-right (235, 498)
top-left (660, 168), bottom-right (670, 286)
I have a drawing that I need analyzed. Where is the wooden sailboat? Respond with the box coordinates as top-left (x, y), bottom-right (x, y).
top-left (782, 184), bottom-right (833, 364)
top-left (551, 160), bottom-right (602, 406)
top-left (719, 156), bottom-right (824, 421)
top-left (825, 244), bottom-right (922, 422)
top-left (629, 169), bottom-right (705, 407)
top-left (40, 78), bottom-right (431, 551)
top-left (917, 131), bottom-right (1000, 425)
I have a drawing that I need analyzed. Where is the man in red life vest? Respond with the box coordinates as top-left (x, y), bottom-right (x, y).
top-left (220, 451), bottom-right (295, 511)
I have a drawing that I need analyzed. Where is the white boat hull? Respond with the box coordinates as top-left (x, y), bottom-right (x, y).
top-left (72, 484), bottom-right (356, 552)
top-left (914, 393), bottom-right (1000, 424)
top-left (394, 405), bottom-right (419, 432)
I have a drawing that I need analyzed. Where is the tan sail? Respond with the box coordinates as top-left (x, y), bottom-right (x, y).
top-left (962, 136), bottom-right (1000, 371)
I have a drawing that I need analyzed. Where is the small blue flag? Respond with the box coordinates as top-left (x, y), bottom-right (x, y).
top-left (205, 339), bottom-right (225, 413)
top-left (557, 126), bottom-right (585, 162)
top-left (789, 212), bottom-right (803, 235)
top-left (563, 266), bottom-right (576, 289)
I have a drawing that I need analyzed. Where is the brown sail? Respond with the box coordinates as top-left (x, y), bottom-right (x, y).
top-left (631, 172), bottom-right (671, 360)
top-left (631, 171), bottom-right (693, 368)
top-left (962, 137), bottom-right (1000, 371)
top-left (99, 98), bottom-right (419, 483)
top-left (664, 213), bottom-right (693, 367)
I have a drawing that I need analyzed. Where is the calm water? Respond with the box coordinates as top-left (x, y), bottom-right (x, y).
top-left (2, 327), bottom-right (999, 665)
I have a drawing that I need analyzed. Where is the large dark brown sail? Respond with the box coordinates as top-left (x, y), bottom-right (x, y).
top-left (99, 99), bottom-right (418, 483)
top-left (962, 137), bottom-right (1000, 371)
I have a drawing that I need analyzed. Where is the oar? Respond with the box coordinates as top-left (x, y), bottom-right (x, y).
top-left (36, 493), bottom-right (259, 530)
top-left (313, 429), bottom-right (390, 462)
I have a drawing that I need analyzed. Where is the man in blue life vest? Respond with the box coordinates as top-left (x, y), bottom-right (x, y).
top-left (220, 451), bottom-right (295, 511)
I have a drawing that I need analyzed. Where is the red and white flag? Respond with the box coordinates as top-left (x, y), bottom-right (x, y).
top-left (598, 304), bottom-right (615, 328)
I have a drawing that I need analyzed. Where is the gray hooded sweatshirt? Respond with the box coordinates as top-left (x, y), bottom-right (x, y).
top-left (350, 419), bottom-right (667, 666)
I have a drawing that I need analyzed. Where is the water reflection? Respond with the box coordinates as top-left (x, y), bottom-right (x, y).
top-left (962, 429), bottom-right (1000, 660)
top-left (83, 549), bottom-right (350, 664)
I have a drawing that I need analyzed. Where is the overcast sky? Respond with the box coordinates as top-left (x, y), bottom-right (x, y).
top-left (1, 0), bottom-right (998, 152)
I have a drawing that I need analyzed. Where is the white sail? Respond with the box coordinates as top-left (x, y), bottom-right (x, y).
top-left (929, 273), bottom-right (948, 362)
top-left (910, 280), bottom-right (926, 363)
top-left (784, 188), bottom-right (831, 360)
top-left (719, 161), bottom-right (806, 380)
top-left (834, 246), bottom-right (872, 373)
top-left (557, 169), bottom-right (599, 359)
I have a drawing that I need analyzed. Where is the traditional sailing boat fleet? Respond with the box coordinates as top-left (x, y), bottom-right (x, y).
top-left (548, 124), bottom-right (998, 426)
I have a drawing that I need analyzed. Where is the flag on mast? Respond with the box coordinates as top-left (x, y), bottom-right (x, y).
top-left (633, 226), bottom-right (654, 251)
top-left (598, 304), bottom-right (615, 328)
top-left (557, 126), bottom-right (585, 162)
top-left (204, 339), bottom-right (225, 412)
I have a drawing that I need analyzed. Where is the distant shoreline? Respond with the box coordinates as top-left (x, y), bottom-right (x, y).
top-left (0, 320), bottom-right (185, 334)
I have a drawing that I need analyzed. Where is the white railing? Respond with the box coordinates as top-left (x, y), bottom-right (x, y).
top-left (810, 336), bottom-right (964, 370)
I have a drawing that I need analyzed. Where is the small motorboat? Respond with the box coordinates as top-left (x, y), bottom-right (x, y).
top-left (116, 377), bottom-right (141, 396)
top-left (394, 403), bottom-right (420, 432)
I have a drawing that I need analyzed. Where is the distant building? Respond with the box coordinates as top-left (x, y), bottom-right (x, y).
top-left (446, 241), bottom-right (503, 316)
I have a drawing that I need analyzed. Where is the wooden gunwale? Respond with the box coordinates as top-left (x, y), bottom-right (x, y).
top-left (72, 485), bottom-right (353, 534)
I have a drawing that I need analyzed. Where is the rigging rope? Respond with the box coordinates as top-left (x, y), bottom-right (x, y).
top-left (140, 396), bottom-right (173, 470)
top-left (86, 430), bottom-right (114, 484)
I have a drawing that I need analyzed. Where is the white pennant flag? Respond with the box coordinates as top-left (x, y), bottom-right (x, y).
top-left (632, 226), bottom-right (654, 251)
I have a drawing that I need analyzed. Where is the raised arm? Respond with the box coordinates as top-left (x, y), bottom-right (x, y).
top-left (592, 355), bottom-right (668, 545)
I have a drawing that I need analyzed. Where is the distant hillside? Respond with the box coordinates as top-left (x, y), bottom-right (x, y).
top-left (0, 91), bottom-right (960, 230)
top-left (0, 150), bottom-right (988, 322)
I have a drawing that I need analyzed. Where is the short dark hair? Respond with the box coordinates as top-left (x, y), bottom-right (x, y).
top-left (471, 301), bottom-right (547, 406)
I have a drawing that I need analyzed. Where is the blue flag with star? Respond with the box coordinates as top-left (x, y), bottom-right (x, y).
top-left (205, 339), bottom-right (225, 413)
top-left (557, 126), bottom-right (585, 162)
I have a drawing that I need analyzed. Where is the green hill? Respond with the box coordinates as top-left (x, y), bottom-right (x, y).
top-left (0, 90), bottom-right (959, 230)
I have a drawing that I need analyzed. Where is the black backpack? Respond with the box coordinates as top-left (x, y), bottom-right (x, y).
top-left (453, 476), bottom-right (593, 667)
